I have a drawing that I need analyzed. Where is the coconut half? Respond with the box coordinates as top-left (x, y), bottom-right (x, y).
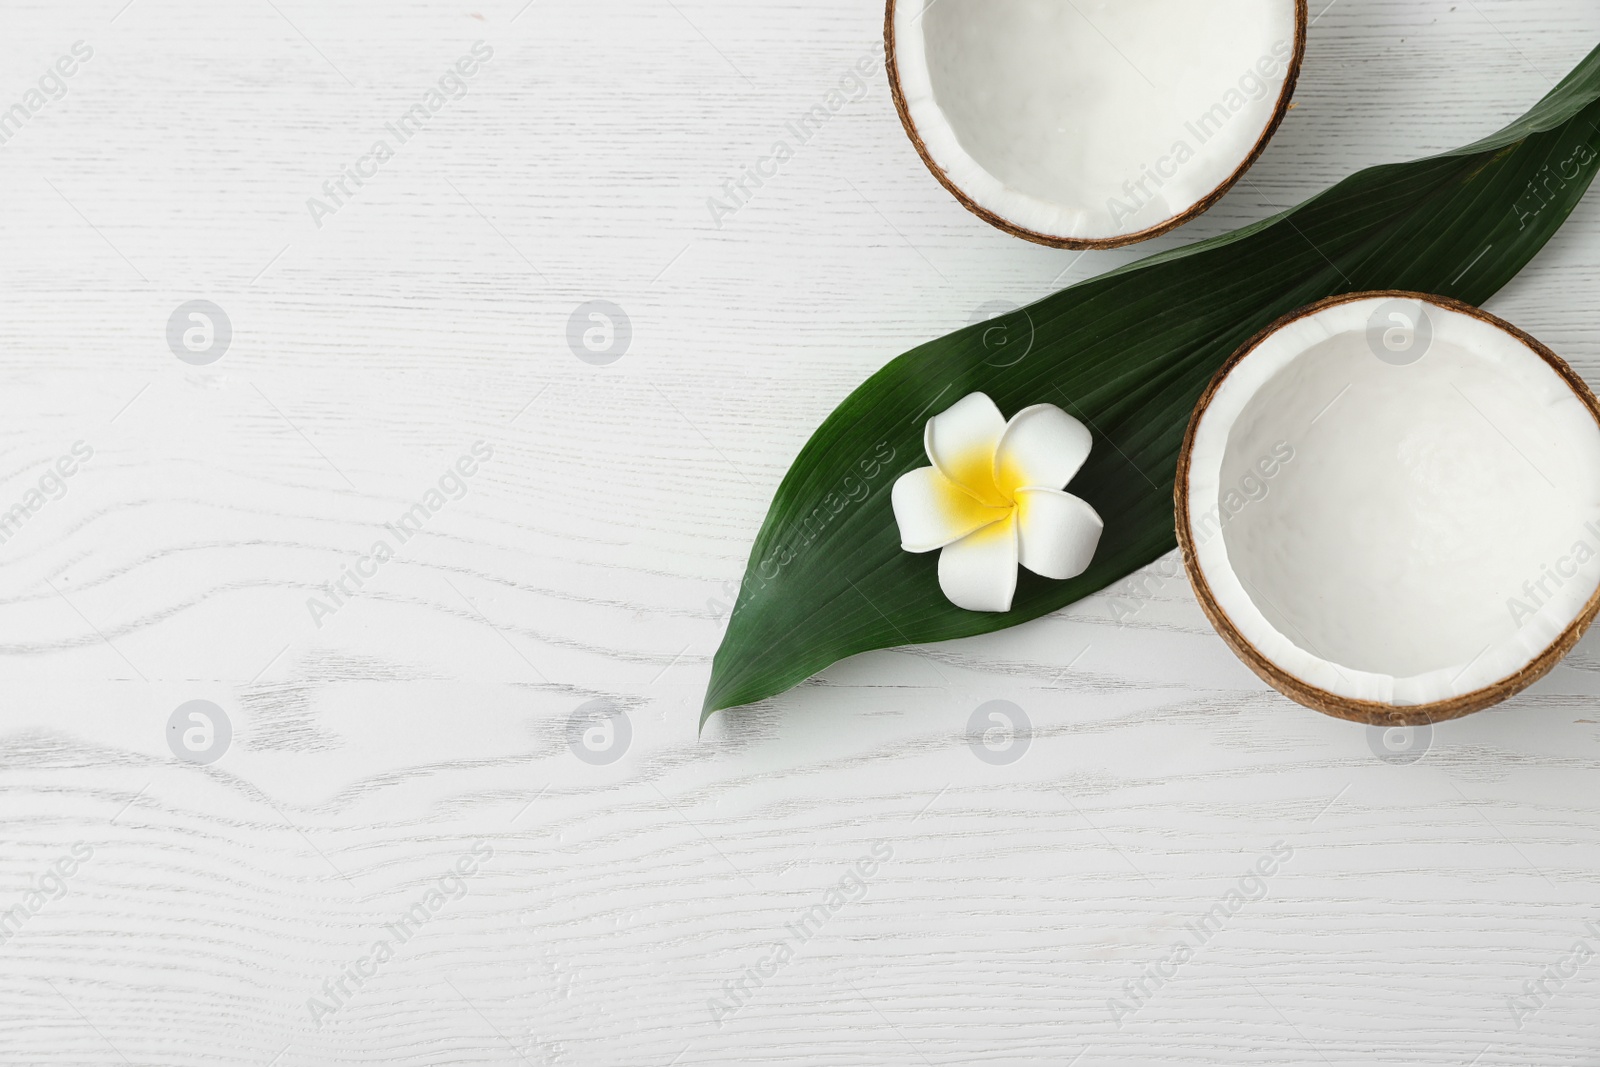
top-left (886, 0), bottom-right (1307, 248)
top-left (1177, 292), bottom-right (1600, 725)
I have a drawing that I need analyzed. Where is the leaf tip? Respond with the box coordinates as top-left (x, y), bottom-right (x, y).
top-left (699, 684), bottom-right (730, 735)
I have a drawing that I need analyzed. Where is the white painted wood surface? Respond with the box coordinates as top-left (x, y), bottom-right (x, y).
top-left (3, 1), bottom-right (1600, 1063)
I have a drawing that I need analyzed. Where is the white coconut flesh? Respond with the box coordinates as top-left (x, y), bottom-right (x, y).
top-left (1186, 296), bottom-right (1600, 707)
top-left (893, 0), bottom-right (1300, 244)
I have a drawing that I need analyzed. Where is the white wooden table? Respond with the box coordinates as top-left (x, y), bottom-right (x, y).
top-left (4, 1), bottom-right (1600, 1063)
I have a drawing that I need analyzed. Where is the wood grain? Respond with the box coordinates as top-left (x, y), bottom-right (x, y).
top-left (3, 0), bottom-right (1600, 1064)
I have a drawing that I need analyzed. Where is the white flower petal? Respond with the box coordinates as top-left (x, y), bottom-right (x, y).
top-left (1015, 488), bottom-right (1103, 580)
top-left (924, 392), bottom-right (1008, 506)
top-left (893, 466), bottom-right (1012, 552)
top-left (995, 404), bottom-right (1093, 496)
top-left (938, 514), bottom-right (1019, 612)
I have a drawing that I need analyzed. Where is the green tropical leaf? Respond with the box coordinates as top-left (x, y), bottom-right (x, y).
top-left (704, 42), bottom-right (1600, 722)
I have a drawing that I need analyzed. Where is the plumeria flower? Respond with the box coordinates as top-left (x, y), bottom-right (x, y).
top-left (892, 392), bottom-right (1103, 612)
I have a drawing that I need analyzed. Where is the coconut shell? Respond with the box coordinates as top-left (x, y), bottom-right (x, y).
top-left (884, 0), bottom-right (1310, 250)
top-left (1175, 290), bottom-right (1600, 726)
